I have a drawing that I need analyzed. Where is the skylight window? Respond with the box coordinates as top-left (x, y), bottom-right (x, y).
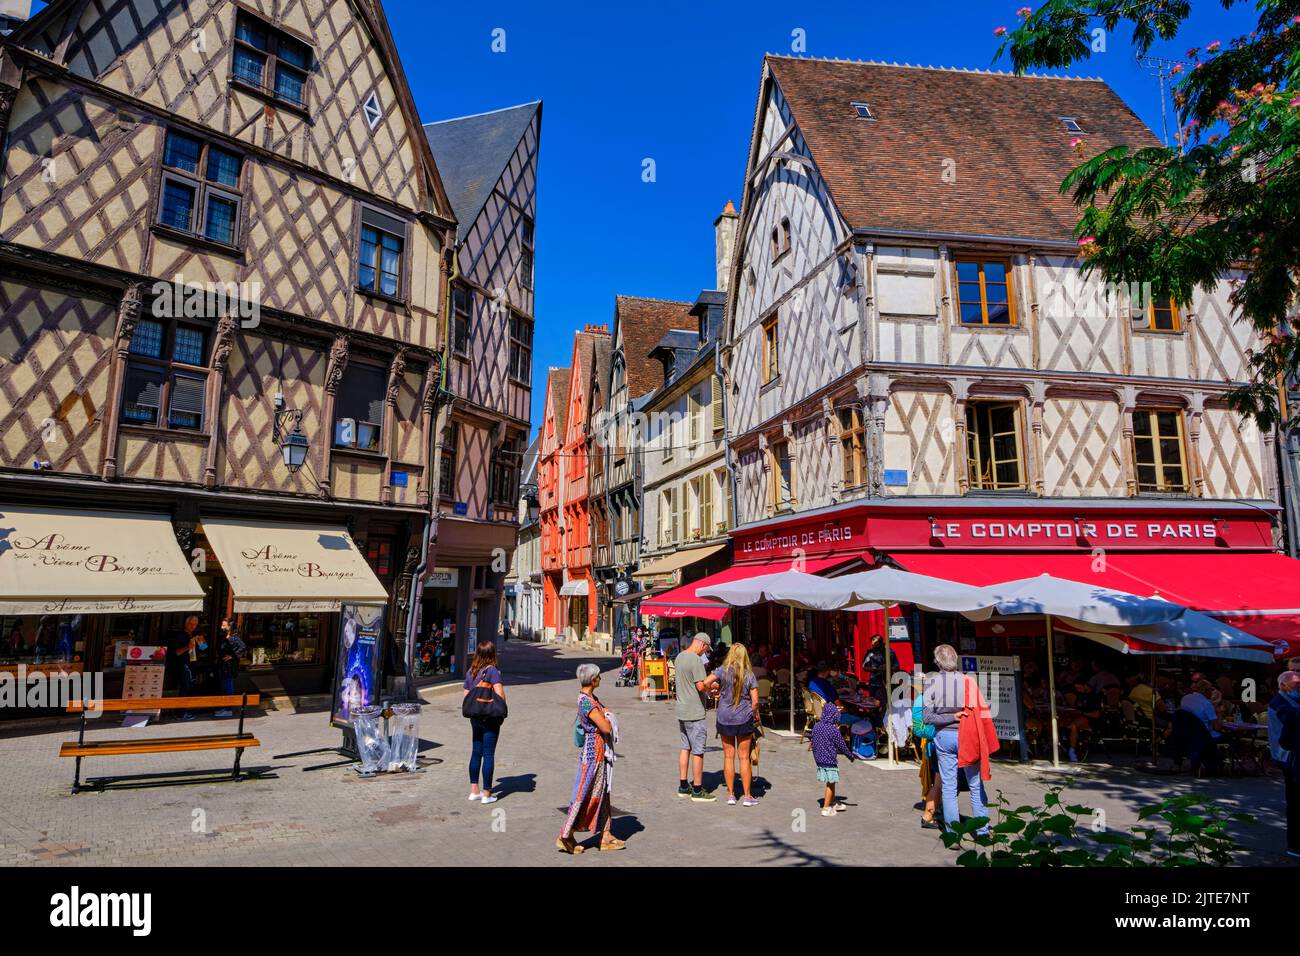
top-left (1060, 116), bottom-right (1084, 133)
top-left (851, 101), bottom-right (874, 120)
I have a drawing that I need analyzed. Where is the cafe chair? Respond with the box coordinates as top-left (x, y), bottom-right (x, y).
top-left (799, 689), bottom-right (825, 749)
top-left (756, 677), bottom-right (775, 727)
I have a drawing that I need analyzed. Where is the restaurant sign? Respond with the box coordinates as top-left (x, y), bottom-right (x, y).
top-left (734, 505), bottom-right (1273, 560)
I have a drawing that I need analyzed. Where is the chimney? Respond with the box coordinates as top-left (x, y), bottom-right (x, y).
top-left (713, 199), bottom-right (739, 293)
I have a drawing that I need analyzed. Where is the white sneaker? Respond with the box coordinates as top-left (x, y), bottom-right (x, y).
top-left (821, 808), bottom-right (836, 817)
top-left (468, 792), bottom-right (480, 802)
top-left (480, 794), bottom-right (498, 804)
top-left (726, 794), bottom-right (737, 806)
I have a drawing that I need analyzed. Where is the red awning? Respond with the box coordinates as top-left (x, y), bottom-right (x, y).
top-left (640, 555), bottom-right (857, 621)
top-left (898, 550), bottom-right (1300, 657)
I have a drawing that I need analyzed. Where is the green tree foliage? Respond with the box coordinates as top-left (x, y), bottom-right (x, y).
top-left (996, 1), bottom-right (1300, 429)
top-left (941, 787), bottom-right (1254, 866)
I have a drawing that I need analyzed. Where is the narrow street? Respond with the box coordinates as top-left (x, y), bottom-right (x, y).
top-left (0, 639), bottom-right (1287, 867)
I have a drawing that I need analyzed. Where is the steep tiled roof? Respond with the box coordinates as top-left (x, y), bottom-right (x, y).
top-left (424, 101), bottom-right (541, 244)
top-left (766, 57), bottom-right (1160, 243)
top-left (614, 296), bottom-right (696, 403)
top-left (546, 367), bottom-right (572, 444)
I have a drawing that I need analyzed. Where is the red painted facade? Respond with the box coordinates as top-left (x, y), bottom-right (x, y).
top-left (539, 368), bottom-right (568, 634)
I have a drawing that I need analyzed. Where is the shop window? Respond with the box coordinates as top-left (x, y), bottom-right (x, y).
top-left (0, 615), bottom-right (83, 667)
top-left (1133, 408), bottom-right (1189, 493)
top-left (769, 438), bottom-right (795, 511)
top-left (839, 405), bottom-right (866, 490)
top-left (241, 613), bottom-right (322, 665)
top-left (508, 312), bottom-right (532, 382)
top-left (1132, 295), bottom-right (1181, 332)
top-left (439, 422), bottom-right (459, 498)
top-left (762, 316), bottom-right (779, 383)
top-left (232, 9), bottom-right (313, 108)
top-left (955, 258), bottom-right (1016, 325)
top-left (157, 130), bottom-right (244, 247)
top-left (966, 401), bottom-right (1026, 490)
top-left (333, 363), bottom-right (385, 451)
top-left (357, 206), bottom-right (407, 299)
top-left (121, 317), bottom-right (209, 431)
top-left (491, 437), bottom-right (521, 505)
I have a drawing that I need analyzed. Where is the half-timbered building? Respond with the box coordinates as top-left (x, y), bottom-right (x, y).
top-left (0, 0), bottom-right (455, 704)
top-left (420, 101), bottom-right (540, 669)
top-left (663, 55), bottom-right (1296, 669)
top-left (558, 326), bottom-right (611, 647)
top-left (538, 366), bottom-right (569, 641)
top-left (594, 295), bottom-right (701, 642)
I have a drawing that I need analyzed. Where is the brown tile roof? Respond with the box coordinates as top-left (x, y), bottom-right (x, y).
top-left (766, 57), bottom-right (1160, 243)
top-left (546, 367), bottom-right (571, 443)
top-left (614, 296), bottom-right (697, 402)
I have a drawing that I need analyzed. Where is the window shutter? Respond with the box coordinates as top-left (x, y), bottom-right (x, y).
top-left (169, 373), bottom-right (207, 418)
top-left (688, 391), bottom-right (699, 446)
top-left (701, 474), bottom-right (713, 534)
top-left (711, 376), bottom-right (724, 433)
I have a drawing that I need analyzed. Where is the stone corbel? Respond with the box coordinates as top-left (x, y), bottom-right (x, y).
top-left (1119, 385), bottom-right (1138, 497)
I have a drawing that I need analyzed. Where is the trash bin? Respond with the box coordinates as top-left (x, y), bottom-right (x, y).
top-left (352, 706), bottom-right (389, 774)
top-left (387, 703), bottom-right (420, 772)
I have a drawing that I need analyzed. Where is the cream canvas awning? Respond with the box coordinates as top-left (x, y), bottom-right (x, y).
top-left (201, 518), bottom-right (388, 613)
top-left (633, 543), bottom-right (726, 581)
top-left (0, 506), bottom-right (204, 615)
top-left (560, 579), bottom-right (589, 597)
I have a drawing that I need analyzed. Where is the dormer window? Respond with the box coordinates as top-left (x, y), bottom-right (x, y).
top-left (232, 10), bottom-right (313, 109)
top-left (851, 101), bottom-right (874, 120)
top-left (1060, 116), bottom-right (1084, 133)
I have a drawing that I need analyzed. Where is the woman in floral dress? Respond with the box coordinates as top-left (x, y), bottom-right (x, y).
top-left (557, 663), bottom-right (625, 853)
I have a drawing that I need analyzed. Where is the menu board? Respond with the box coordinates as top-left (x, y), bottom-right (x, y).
top-left (961, 654), bottom-right (1023, 744)
top-left (122, 648), bottom-right (166, 719)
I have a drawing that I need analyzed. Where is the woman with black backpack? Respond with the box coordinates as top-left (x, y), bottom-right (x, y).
top-left (462, 640), bottom-right (508, 804)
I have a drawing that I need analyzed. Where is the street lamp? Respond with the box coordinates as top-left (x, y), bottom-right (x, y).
top-left (274, 409), bottom-right (310, 474)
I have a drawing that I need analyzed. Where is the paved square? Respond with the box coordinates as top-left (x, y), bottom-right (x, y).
top-left (0, 640), bottom-right (1291, 867)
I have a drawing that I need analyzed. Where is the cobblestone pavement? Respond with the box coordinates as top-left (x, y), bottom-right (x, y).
top-left (1, 640), bottom-right (1292, 867)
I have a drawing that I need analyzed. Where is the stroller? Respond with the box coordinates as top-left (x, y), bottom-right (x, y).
top-left (615, 642), bottom-right (640, 687)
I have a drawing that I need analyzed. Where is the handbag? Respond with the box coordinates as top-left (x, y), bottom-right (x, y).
top-left (462, 671), bottom-right (508, 721)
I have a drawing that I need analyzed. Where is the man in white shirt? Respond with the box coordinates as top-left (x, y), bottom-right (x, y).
top-left (1179, 680), bottom-right (1223, 740)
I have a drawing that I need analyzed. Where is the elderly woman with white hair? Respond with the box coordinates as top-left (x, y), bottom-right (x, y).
top-left (922, 643), bottom-right (989, 838)
top-left (557, 662), bottom-right (625, 854)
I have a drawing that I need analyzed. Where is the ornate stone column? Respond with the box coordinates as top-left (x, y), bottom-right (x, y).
top-left (101, 283), bottom-right (146, 480)
top-left (417, 362), bottom-right (439, 507)
top-left (1029, 381), bottom-right (1047, 496)
top-left (381, 347), bottom-right (409, 505)
top-left (203, 315), bottom-right (236, 487)
top-left (1187, 392), bottom-right (1206, 497)
top-left (1119, 385), bottom-right (1138, 497)
top-left (864, 373), bottom-right (889, 497)
top-left (319, 333), bottom-right (350, 499)
top-left (952, 377), bottom-right (971, 495)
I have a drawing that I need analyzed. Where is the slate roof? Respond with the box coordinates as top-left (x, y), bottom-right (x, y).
top-left (766, 56), bottom-right (1160, 243)
top-left (423, 101), bottom-right (541, 244)
top-left (614, 296), bottom-right (697, 403)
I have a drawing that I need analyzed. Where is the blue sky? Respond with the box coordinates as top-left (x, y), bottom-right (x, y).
top-left (35, 0), bottom-right (1258, 434)
top-left (385, 0), bottom-right (1257, 436)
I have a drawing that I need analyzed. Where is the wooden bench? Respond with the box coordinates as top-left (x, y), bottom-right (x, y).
top-left (62, 694), bottom-right (261, 794)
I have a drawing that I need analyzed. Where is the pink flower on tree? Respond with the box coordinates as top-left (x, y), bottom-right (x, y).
top-left (1206, 40), bottom-right (1221, 53)
top-left (1016, 6), bottom-right (1032, 17)
top-left (994, 26), bottom-right (1007, 37)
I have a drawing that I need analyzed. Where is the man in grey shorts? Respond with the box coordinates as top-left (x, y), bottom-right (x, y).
top-left (675, 632), bottom-right (718, 801)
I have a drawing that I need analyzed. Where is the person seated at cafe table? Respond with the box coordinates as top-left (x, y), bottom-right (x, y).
top-left (1180, 680), bottom-right (1225, 742)
top-left (1126, 673), bottom-right (1157, 722)
top-left (1063, 680), bottom-right (1103, 762)
top-left (807, 663), bottom-right (863, 726)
